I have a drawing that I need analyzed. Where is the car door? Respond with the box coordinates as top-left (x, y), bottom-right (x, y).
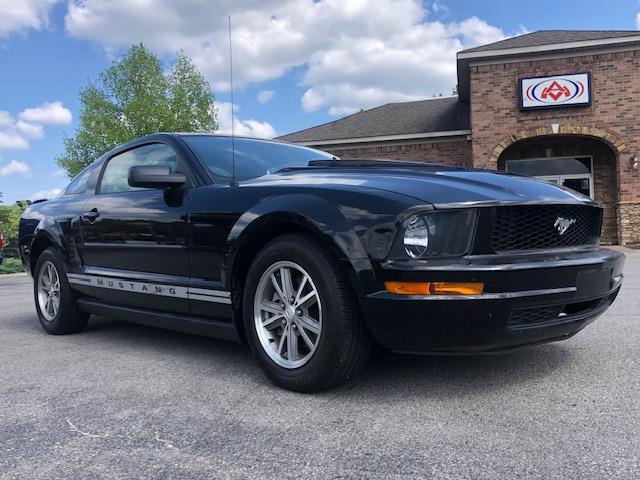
top-left (77, 142), bottom-right (191, 314)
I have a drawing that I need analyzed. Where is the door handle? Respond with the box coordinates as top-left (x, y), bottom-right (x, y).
top-left (82, 208), bottom-right (100, 221)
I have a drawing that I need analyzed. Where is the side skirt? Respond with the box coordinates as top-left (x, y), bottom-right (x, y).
top-left (76, 298), bottom-right (241, 343)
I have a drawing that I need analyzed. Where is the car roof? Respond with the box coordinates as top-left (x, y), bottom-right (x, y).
top-left (169, 132), bottom-right (295, 146)
top-left (106, 132), bottom-right (301, 156)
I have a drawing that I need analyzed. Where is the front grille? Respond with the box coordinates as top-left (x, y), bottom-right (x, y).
top-left (490, 205), bottom-right (601, 253)
top-left (509, 305), bottom-right (565, 327)
top-left (508, 291), bottom-right (618, 329)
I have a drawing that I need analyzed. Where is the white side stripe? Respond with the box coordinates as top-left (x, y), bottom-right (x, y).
top-left (188, 287), bottom-right (231, 298)
top-left (66, 274), bottom-right (231, 304)
top-left (188, 293), bottom-right (232, 304)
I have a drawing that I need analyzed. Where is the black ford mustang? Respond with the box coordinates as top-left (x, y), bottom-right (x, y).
top-left (19, 133), bottom-right (624, 392)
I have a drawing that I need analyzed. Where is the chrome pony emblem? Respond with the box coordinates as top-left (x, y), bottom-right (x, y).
top-left (554, 217), bottom-right (576, 235)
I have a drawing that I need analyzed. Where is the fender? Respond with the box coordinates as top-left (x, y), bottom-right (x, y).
top-left (226, 193), bottom-right (377, 297)
top-left (23, 214), bottom-right (78, 276)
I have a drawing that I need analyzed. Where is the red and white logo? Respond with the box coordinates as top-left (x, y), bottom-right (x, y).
top-left (521, 73), bottom-right (590, 109)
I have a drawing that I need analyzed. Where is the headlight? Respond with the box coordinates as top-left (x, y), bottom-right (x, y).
top-left (403, 215), bottom-right (430, 258)
top-left (393, 209), bottom-right (477, 259)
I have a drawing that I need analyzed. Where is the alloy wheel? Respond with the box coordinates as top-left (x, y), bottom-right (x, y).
top-left (254, 261), bottom-right (322, 369)
top-left (37, 260), bottom-right (61, 322)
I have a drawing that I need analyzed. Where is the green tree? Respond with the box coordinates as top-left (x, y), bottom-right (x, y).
top-left (57, 44), bottom-right (218, 177)
top-left (0, 203), bottom-right (22, 248)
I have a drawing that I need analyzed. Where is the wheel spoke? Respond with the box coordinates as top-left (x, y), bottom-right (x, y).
top-left (277, 327), bottom-right (287, 355)
top-left (298, 314), bottom-right (320, 335)
top-left (262, 313), bottom-right (284, 330)
top-left (280, 267), bottom-right (294, 300)
top-left (270, 274), bottom-right (286, 302)
top-left (297, 323), bottom-right (315, 350)
top-left (260, 300), bottom-right (282, 315)
top-left (292, 274), bottom-right (307, 305)
top-left (295, 290), bottom-right (317, 310)
top-left (287, 325), bottom-right (298, 361)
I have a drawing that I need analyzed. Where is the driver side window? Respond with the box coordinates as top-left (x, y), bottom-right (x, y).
top-left (99, 143), bottom-right (178, 194)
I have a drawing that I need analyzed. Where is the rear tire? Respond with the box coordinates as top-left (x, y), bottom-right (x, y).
top-left (33, 248), bottom-right (88, 335)
top-left (243, 233), bottom-right (372, 392)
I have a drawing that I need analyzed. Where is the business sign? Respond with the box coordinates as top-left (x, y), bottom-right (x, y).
top-left (520, 73), bottom-right (591, 110)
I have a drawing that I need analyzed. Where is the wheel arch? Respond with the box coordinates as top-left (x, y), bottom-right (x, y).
top-left (226, 195), bottom-right (374, 342)
top-left (27, 218), bottom-right (72, 276)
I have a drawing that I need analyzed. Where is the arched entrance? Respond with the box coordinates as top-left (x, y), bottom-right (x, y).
top-left (495, 133), bottom-right (620, 244)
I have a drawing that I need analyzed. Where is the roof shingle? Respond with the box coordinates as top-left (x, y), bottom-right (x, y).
top-left (459, 30), bottom-right (640, 54)
top-left (277, 97), bottom-right (469, 143)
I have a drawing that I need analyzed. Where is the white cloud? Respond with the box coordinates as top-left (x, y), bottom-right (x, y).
top-left (0, 131), bottom-right (29, 150)
top-left (16, 120), bottom-right (44, 139)
top-left (30, 187), bottom-right (62, 200)
top-left (257, 90), bottom-right (275, 104)
top-left (0, 101), bottom-right (72, 150)
top-left (19, 101), bottom-right (73, 125)
top-left (0, 160), bottom-right (31, 176)
top-left (452, 17), bottom-right (506, 46)
top-left (636, 12), bottom-right (640, 29)
top-left (0, 0), bottom-right (58, 38)
top-left (216, 102), bottom-right (277, 138)
top-left (0, 111), bottom-right (14, 127)
top-left (64, 0), bottom-right (508, 115)
top-left (431, 2), bottom-right (449, 15)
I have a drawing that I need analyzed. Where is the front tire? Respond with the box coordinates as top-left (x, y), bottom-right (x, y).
top-left (33, 248), bottom-right (88, 334)
top-left (243, 233), bottom-right (372, 392)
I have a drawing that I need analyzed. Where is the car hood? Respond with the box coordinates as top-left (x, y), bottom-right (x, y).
top-left (243, 166), bottom-right (597, 208)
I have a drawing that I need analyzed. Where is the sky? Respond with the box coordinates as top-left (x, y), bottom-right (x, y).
top-left (1, 0), bottom-right (639, 204)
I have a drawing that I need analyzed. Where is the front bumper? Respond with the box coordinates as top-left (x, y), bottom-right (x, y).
top-left (362, 248), bottom-right (625, 353)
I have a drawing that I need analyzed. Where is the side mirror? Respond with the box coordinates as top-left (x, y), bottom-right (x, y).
top-left (128, 165), bottom-right (186, 189)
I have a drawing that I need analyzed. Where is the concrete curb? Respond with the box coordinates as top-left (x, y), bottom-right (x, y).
top-left (0, 272), bottom-right (27, 278)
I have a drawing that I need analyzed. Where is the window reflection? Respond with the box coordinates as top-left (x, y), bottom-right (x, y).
top-left (183, 136), bottom-right (334, 180)
top-left (100, 143), bottom-right (178, 194)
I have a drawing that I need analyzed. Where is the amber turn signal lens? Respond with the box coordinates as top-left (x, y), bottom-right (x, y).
top-left (385, 281), bottom-right (484, 296)
top-left (429, 282), bottom-right (484, 295)
top-left (384, 281), bottom-right (431, 295)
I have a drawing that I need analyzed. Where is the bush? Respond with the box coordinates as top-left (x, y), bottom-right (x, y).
top-left (0, 257), bottom-right (24, 274)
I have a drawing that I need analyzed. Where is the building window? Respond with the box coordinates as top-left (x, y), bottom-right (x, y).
top-left (505, 156), bottom-right (594, 198)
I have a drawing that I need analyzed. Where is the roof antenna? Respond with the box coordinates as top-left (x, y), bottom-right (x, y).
top-left (228, 16), bottom-right (238, 187)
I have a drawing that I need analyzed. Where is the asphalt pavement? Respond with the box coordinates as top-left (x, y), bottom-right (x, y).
top-left (1, 250), bottom-right (639, 479)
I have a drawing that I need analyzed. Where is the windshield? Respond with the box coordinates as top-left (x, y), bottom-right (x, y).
top-left (182, 135), bottom-right (335, 180)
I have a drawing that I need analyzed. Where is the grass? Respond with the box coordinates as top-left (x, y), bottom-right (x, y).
top-left (0, 257), bottom-right (24, 274)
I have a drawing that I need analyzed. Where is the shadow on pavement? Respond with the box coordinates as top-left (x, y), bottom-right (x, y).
top-left (342, 343), bottom-right (575, 398)
top-left (79, 314), bottom-right (573, 399)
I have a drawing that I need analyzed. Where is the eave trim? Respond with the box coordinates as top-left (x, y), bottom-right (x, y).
top-left (293, 130), bottom-right (471, 147)
top-left (457, 35), bottom-right (640, 60)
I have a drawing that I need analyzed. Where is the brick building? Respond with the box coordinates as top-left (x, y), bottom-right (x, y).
top-left (278, 31), bottom-right (640, 246)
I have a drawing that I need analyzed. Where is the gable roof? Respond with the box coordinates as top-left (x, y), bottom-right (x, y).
top-left (277, 96), bottom-right (469, 144)
top-left (459, 30), bottom-right (640, 55)
top-left (456, 30), bottom-right (640, 102)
